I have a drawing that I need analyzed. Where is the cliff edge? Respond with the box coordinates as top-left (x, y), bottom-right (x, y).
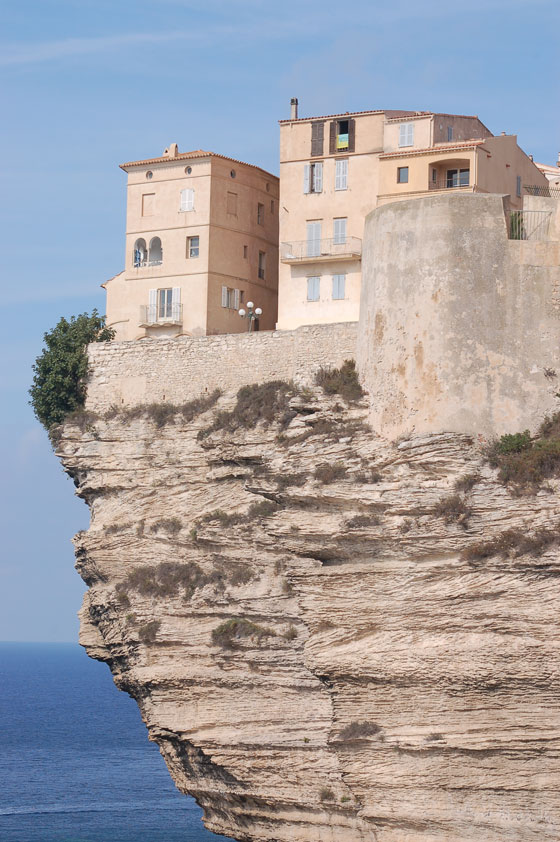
top-left (56, 375), bottom-right (560, 842)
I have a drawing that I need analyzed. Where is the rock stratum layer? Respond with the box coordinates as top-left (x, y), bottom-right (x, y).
top-left (57, 386), bottom-right (560, 842)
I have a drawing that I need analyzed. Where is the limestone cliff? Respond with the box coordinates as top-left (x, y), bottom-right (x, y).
top-left (57, 383), bottom-right (560, 842)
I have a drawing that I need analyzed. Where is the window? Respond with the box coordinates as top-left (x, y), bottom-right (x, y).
top-left (148, 236), bottom-right (162, 265)
top-left (516, 175), bottom-right (522, 197)
top-left (227, 192), bottom-right (237, 215)
top-left (307, 276), bottom-right (320, 301)
top-left (258, 251), bottom-right (266, 280)
top-left (243, 245), bottom-right (248, 259)
top-left (303, 162), bottom-right (323, 194)
top-left (329, 118), bottom-right (355, 153)
top-left (398, 123), bottom-right (414, 147)
top-left (133, 238), bottom-right (147, 267)
top-left (332, 274), bottom-right (346, 300)
top-left (270, 199), bottom-right (275, 213)
top-left (306, 221), bottom-right (322, 257)
top-left (257, 203), bottom-right (264, 224)
top-left (447, 126), bottom-right (453, 142)
top-left (311, 121), bottom-right (325, 156)
top-left (187, 236), bottom-right (199, 258)
top-left (180, 188), bottom-right (194, 212)
top-left (446, 168), bottom-right (470, 188)
top-left (335, 159), bottom-right (348, 190)
top-left (397, 166), bottom-right (409, 184)
top-left (333, 218), bottom-right (347, 245)
top-left (142, 193), bottom-right (155, 216)
top-left (221, 286), bottom-right (240, 309)
top-left (158, 288), bottom-right (173, 319)
top-left (432, 168), bottom-right (437, 183)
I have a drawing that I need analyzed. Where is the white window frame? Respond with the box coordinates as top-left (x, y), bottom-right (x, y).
top-left (335, 159), bottom-right (348, 190)
top-left (333, 218), bottom-right (347, 245)
top-left (307, 276), bottom-right (320, 302)
top-left (397, 166), bottom-right (409, 184)
top-left (304, 162), bottom-right (323, 194)
top-left (332, 274), bottom-right (346, 300)
top-left (398, 122), bottom-right (414, 148)
top-left (187, 235), bottom-right (199, 258)
top-left (180, 188), bottom-right (194, 212)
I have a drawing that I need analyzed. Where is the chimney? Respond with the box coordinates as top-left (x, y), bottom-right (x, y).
top-left (164, 142), bottom-right (179, 158)
top-left (290, 98), bottom-right (299, 120)
top-left (500, 131), bottom-right (506, 136)
top-left (557, 152), bottom-right (560, 168)
top-left (529, 154), bottom-right (534, 162)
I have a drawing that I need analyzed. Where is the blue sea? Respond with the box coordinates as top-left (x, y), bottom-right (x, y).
top-left (0, 642), bottom-right (233, 842)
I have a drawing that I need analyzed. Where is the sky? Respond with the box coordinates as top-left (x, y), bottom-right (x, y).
top-left (0, 0), bottom-right (559, 642)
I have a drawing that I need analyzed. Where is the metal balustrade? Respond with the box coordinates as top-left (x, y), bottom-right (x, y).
top-left (508, 210), bottom-right (552, 241)
top-left (280, 236), bottom-right (362, 262)
top-left (139, 304), bottom-right (183, 326)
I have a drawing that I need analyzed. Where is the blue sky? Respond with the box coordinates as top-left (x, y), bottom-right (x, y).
top-left (1, 0), bottom-right (559, 641)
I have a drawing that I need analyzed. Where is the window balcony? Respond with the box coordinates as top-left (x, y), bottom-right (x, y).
top-left (280, 236), bottom-right (362, 264)
top-left (428, 177), bottom-right (471, 191)
top-left (139, 304), bottom-right (183, 327)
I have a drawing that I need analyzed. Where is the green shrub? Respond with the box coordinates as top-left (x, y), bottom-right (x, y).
top-left (453, 472), bottom-right (481, 493)
top-left (338, 721), bottom-right (381, 740)
top-left (198, 500), bottom-right (279, 528)
top-left (114, 389), bottom-right (222, 428)
top-left (354, 469), bottom-right (382, 484)
top-left (199, 380), bottom-right (297, 439)
top-left (315, 359), bottom-right (364, 403)
top-left (30, 310), bottom-right (114, 432)
top-left (314, 462), bottom-right (347, 484)
top-left (211, 617), bottom-right (273, 649)
top-left (319, 787), bottom-right (335, 802)
top-left (138, 620), bottom-right (161, 643)
top-left (345, 513), bottom-right (380, 529)
top-left (486, 419), bottom-right (560, 491)
top-left (284, 625), bottom-right (298, 640)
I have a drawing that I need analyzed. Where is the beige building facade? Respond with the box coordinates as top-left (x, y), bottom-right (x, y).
top-left (277, 105), bottom-right (548, 330)
top-left (104, 145), bottom-right (279, 341)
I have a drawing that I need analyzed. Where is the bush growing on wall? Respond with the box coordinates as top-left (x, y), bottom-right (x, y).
top-left (29, 310), bottom-right (114, 432)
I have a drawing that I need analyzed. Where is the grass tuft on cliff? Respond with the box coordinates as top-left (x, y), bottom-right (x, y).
top-left (30, 310), bottom-right (114, 435)
top-left (315, 359), bottom-right (364, 403)
top-left (338, 721), bottom-right (382, 740)
top-left (198, 380), bottom-right (298, 439)
top-left (486, 415), bottom-right (560, 492)
top-left (211, 618), bottom-right (274, 649)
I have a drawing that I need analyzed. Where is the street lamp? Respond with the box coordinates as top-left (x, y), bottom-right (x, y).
top-left (238, 301), bottom-right (262, 332)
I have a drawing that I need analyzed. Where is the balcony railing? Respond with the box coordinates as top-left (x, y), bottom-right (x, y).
top-left (524, 185), bottom-right (560, 199)
top-left (133, 259), bottom-right (163, 268)
top-left (139, 304), bottom-right (183, 326)
top-left (508, 210), bottom-right (552, 241)
top-left (428, 178), bottom-right (471, 191)
top-left (280, 236), bottom-right (362, 263)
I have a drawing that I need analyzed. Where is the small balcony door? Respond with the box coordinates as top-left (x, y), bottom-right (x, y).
top-left (446, 168), bottom-right (470, 188)
top-left (306, 222), bottom-right (322, 257)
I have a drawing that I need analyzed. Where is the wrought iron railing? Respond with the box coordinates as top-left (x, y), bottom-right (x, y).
top-left (524, 185), bottom-right (560, 198)
top-left (133, 258), bottom-right (163, 268)
top-left (508, 210), bottom-right (552, 241)
top-left (139, 304), bottom-right (183, 325)
top-left (280, 236), bottom-right (362, 261)
top-left (428, 178), bottom-right (471, 190)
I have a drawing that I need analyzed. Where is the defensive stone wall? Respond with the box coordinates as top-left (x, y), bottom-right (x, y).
top-left (86, 322), bottom-right (358, 412)
top-left (357, 192), bottom-right (560, 438)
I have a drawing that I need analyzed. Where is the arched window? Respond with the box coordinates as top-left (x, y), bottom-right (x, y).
top-left (148, 236), bottom-right (163, 265)
top-left (133, 238), bottom-right (147, 267)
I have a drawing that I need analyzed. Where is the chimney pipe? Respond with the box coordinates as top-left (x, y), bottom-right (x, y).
top-left (557, 152), bottom-right (560, 168)
top-left (290, 97), bottom-right (298, 120)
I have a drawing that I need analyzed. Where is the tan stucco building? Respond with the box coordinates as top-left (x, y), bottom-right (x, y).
top-left (104, 144), bottom-right (279, 341)
top-left (277, 104), bottom-right (548, 330)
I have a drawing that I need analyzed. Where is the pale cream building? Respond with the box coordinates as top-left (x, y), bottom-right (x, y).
top-left (277, 102), bottom-right (548, 330)
top-left (104, 145), bottom-right (279, 341)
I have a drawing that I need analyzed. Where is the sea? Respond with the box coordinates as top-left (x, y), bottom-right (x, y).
top-left (0, 642), bottom-right (233, 842)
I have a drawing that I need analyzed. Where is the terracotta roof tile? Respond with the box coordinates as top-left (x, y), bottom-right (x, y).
top-left (278, 108), bottom-right (423, 124)
top-left (120, 150), bottom-right (277, 178)
top-left (380, 140), bottom-right (486, 159)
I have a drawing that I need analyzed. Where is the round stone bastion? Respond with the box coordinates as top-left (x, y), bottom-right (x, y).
top-left (357, 192), bottom-right (560, 439)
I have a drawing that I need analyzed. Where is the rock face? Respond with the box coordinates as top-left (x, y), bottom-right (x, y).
top-left (58, 384), bottom-right (560, 842)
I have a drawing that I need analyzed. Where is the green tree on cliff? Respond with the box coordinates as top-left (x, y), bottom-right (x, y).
top-left (30, 310), bottom-right (114, 431)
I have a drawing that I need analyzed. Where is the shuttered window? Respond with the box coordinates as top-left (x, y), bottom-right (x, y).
top-left (311, 121), bottom-right (325, 156)
top-left (332, 275), bottom-right (346, 300)
top-left (233, 289), bottom-right (240, 310)
top-left (148, 288), bottom-right (157, 323)
top-left (306, 221), bottom-right (322, 257)
top-left (335, 159), bottom-right (348, 190)
top-left (333, 218), bottom-right (347, 245)
top-left (258, 251), bottom-right (266, 279)
top-left (180, 188), bottom-right (194, 211)
top-left (303, 163), bottom-right (311, 194)
top-left (221, 286), bottom-right (240, 309)
top-left (304, 163), bottom-right (323, 193)
top-left (221, 286), bottom-right (229, 307)
top-left (227, 192), bottom-right (237, 215)
top-left (398, 123), bottom-right (414, 147)
top-left (307, 276), bottom-right (320, 302)
top-left (171, 287), bottom-right (181, 321)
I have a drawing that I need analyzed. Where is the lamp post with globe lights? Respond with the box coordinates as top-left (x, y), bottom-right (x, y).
top-left (238, 301), bottom-right (262, 332)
